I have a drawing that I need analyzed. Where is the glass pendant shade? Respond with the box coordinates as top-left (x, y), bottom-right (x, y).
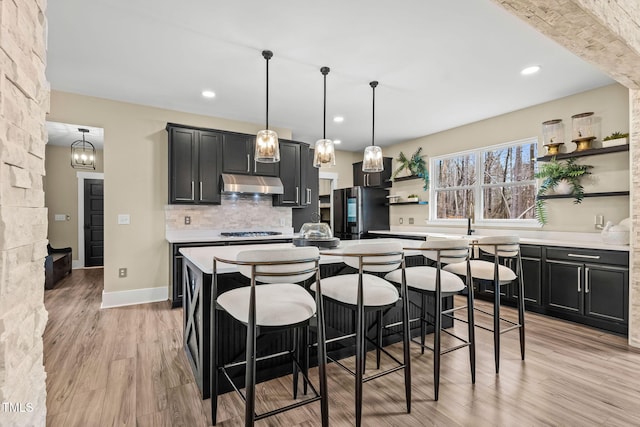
top-left (255, 129), bottom-right (280, 162)
top-left (255, 50), bottom-right (280, 163)
top-left (313, 138), bottom-right (335, 167)
top-left (362, 145), bottom-right (383, 172)
top-left (70, 128), bottom-right (96, 170)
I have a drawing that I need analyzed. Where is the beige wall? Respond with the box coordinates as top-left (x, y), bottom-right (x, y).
top-left (320, 149), bottom-right (359, 189)
top-left (47, 90), bottom-right (292, 294)
top-left (44, 145), bottom-right (104, 259)
top-left (383, 83), bottom-right (630, 232)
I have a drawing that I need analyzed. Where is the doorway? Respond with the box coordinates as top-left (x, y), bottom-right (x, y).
top-left (84, 178), bottom-right (104, 267)
top-left (319, 172), bottom-right (338, 232)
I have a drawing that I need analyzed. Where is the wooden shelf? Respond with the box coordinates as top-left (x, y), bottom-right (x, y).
top-left (387, 201), bottom-right (429, 206)
top-left (537, 191), bottom-right (629, 200)
top-left (537, 144), bottom-right (628, 162)
top-left (391, 175), bottom-right (422, 182)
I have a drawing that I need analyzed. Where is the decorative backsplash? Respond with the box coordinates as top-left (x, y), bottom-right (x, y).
top-left (165, 194), bottom-right (292, 230)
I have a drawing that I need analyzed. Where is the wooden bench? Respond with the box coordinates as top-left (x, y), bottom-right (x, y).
top-left (45, 245), bottom-right (72, 289)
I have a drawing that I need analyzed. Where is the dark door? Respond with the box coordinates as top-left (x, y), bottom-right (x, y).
top-left (169, 127), bottom-right (196, 203)
top-left (198, 131), bottom-right (221, 204)
top-left (274, 141), bottom-right (301, 205)
top-left (584, 264), bottom-right (628, 323)
top-left (252, 140), bottom-right (280, 177)
top-left (547, 260), bottom-right (582, 313)
top-left (84, 179), bottom-right (104, 267)
top-left (352, 162), bottom-right (365, 186)
top-left (222, 133), bottom-right (252, 174)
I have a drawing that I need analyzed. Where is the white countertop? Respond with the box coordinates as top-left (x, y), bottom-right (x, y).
top-left (166, 228), bottom-right (295, 243)
top-left (179, 238), bottom-right (426, 274)
top-left (368, 229), bottom-right (630, 252)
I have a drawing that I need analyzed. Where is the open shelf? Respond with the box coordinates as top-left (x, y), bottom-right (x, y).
top-left (537, 191), bottom-right (629, 200)
top-left (537, 144), bottom-right (628, 162)
top-left (390, 175), bottom-right (423, 182)
top-left (387, 201), bottom-right (429, 206)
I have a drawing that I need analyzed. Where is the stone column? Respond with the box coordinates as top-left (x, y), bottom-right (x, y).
top-left (491, 0), bottom-right (640, 345)
top-left (0, 0), bottom-right (50, 425)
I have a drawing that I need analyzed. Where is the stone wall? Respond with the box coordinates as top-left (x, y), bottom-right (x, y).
top-left (491, 0), bottom-right (640, 346)
top-left (0, 0), bottom-right (50, 425)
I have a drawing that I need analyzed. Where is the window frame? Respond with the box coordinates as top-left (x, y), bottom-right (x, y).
top-left (428, 137), bottom-right (540, 228)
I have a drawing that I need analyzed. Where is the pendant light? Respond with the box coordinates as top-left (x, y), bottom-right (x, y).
top-left (362, 81), bottom-right (383, 172)
top-left (313, 66), bottom-right (336, 168)
top-left (255, 50), bottom-right (280, 163)
top-left (70, 128), bottom-right (96, 170)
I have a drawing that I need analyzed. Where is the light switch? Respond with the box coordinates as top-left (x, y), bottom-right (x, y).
top-left (54, 214), bottom-right (66, 221)
top-left (117, 214), bottom-right (130, 225)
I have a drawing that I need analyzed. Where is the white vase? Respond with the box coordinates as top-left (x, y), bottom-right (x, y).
top-left (554, 179), bottom-right (572, 195)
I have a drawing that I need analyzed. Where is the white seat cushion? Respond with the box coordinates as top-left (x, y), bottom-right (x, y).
top-left (217, 283), bottom-right (316, 327)
top-left (385, 266), bottom-right (465, 294)
top-left (444, 260), bottom-right (516, 283)
top-left (310, 274), bottom-right (399, 307)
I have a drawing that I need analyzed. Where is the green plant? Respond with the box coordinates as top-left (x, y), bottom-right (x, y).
top-left (603, 131), bottom-right (629, 141)
top-left (408, 194), bottom-right (419, 199)
top-left (534, 157), bottom-right (592, 225)
top-left (392, 147), bottom-right (429, 190)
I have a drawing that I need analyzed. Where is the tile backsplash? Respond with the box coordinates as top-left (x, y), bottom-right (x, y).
top-left (165, 194), bottom-right (292, 230)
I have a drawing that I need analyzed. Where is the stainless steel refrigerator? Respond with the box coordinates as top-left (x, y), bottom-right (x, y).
top-left (333, 187), bottom-right (389, 239)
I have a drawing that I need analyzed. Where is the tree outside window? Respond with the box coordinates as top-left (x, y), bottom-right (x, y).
top-left (431, 138), bottom-right (537, 222)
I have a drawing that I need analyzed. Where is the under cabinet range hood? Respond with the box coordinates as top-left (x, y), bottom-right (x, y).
top-left (221, 173), bottom-right (284, 195)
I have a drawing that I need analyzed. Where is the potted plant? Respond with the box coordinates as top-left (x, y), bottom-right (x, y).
top-left (602, 131), bottom-right (629, 148)
top-left (392, 147), bottom-right (429, 190)
top-left (407, 194), bottom-right (419, 202)
top-left (535, 157), bottom-right (592, 225)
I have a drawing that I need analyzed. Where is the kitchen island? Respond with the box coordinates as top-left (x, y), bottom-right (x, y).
top-left (179, 239), bottom-right (448, 399)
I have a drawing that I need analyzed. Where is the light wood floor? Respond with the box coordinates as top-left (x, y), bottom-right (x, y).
top-left (44, 269), bottom-right (640, 426)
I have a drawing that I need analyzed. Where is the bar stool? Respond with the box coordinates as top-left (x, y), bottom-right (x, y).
top-left (443, 235), bottom-right (525, 373)
top-left (310, 241), bottom-right (410, 427)
top-left (384, 239), bottom-right (475, 400)
top-left (211, 247), bottom-right (328, 426)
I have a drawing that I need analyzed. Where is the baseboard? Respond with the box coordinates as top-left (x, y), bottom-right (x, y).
top-left (101, 286), bottom-right (168, 309)
top-left (72, 260), bottom-right (82, 269)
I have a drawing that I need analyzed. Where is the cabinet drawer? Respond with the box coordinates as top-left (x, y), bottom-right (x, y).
top-left (546, 247), bottom-right (628, 267)
top-left (520, 244), bottom-right (541, 258)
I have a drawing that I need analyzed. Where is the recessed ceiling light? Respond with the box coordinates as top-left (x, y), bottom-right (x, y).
top-left (333, 139), bottom-right (341, 145)
top-left (521, 66), bottom-right (540, 75)
top-left (333, 116), bottom-right (344, 123)
top-left (202, 90), bottom-right (216, 98)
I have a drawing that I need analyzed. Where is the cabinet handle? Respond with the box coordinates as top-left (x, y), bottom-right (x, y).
top-left (296, 187), bottom-right (299, 204)
top-left (247, 154), bottom-right (251, 173)
top-left (585, 267), bottom-right (590, 293)
top-left (307, 188), bottom-right (311, 205)
top-left (568, 253), bottom-right (600, 260)
top-left (199, 182), bottom-right (203, 201)
top-left (577, 266), bottom-right (581, 293)
top-left (254, 158), bottom-right (257, 173)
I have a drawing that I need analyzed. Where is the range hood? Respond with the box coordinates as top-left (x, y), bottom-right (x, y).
top-left (221, 173), bottom-right (284, 195)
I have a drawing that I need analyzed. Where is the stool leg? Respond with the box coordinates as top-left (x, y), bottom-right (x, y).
top-left (433, 288), bottom-right (441, 401)
top-left (211, 310), bottom-right (219, 425)
top-left (517, 273), bottom-right (526, 361)
top-left (401, 275), bottom-right (412, 413)
top-left (466, 277), bottom-right (476, 384)
top-left (420, 294), bottom-right (427, 354)
top-left (316, 291), bottom-right (329, 427)
top-left (376, 310), bottom-right (382, 369)
top-left (293, 327), bottom-right (299, 399)
top-left (493, 278), bottom-right (501, 374)
top-left (245, 323), bottom-right (256, 426)
top-left (355, 301), bottom-right (365, 427)
top-left (303, 324), bottom-right (310, 395)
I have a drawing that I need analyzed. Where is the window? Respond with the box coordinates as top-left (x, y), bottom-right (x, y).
top-left (430, 138), bottom-right (538, 223)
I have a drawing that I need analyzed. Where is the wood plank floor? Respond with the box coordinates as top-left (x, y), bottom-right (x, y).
top-left (45, 268), bottom-right (640, 426)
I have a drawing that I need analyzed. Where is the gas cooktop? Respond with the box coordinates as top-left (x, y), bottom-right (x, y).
top-left (219, 231), bottom-right (283, 238)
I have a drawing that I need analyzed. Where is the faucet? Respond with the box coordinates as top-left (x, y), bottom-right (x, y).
top-left (467, 217), bottom-right (475, 236)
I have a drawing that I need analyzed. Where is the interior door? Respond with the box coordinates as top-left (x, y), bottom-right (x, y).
top-left (84, 179), bottom-right (104, 267)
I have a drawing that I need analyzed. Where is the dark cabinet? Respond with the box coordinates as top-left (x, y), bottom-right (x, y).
top-left (221, 133), bottom-right (279, 177)
top-left (546, 247), bottom-right (628, 334)
top-left (353, 157), bottom-right (392, 188)
top-left (273, 140), bottom-right (302, 206)
top-left (292, 146), bottom-right (320, 229)
top-left (167, 124), bottom-right (221, 204)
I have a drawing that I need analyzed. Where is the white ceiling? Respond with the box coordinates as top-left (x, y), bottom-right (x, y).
top-left (46, 122), bottom-right (104, 150)
top-left (45, 0), bottom-right (614, 151)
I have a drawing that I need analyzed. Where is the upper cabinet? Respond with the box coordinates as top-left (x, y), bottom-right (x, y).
top-left (167, 124), bottom-right (222, 205)
top-left (292, 146), bottom-right (320, 229)
top-left (273, 140), bottom-right (302, 206)
top-left (353, 157), bottom-right (392, 188)
top-left (222, 133), bottom-right (279, 177)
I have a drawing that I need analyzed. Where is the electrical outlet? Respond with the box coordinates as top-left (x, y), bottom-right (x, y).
top-left (118, 268), bottom-right (127, 278)
top-left (409, 217), bottom-right (414, 225)
top-left (399, 217), bottom-right (404, 224)
top-left (184, 216), bottom-right (191, 225)
top-left (279, 218), bottom-right (286, 226)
